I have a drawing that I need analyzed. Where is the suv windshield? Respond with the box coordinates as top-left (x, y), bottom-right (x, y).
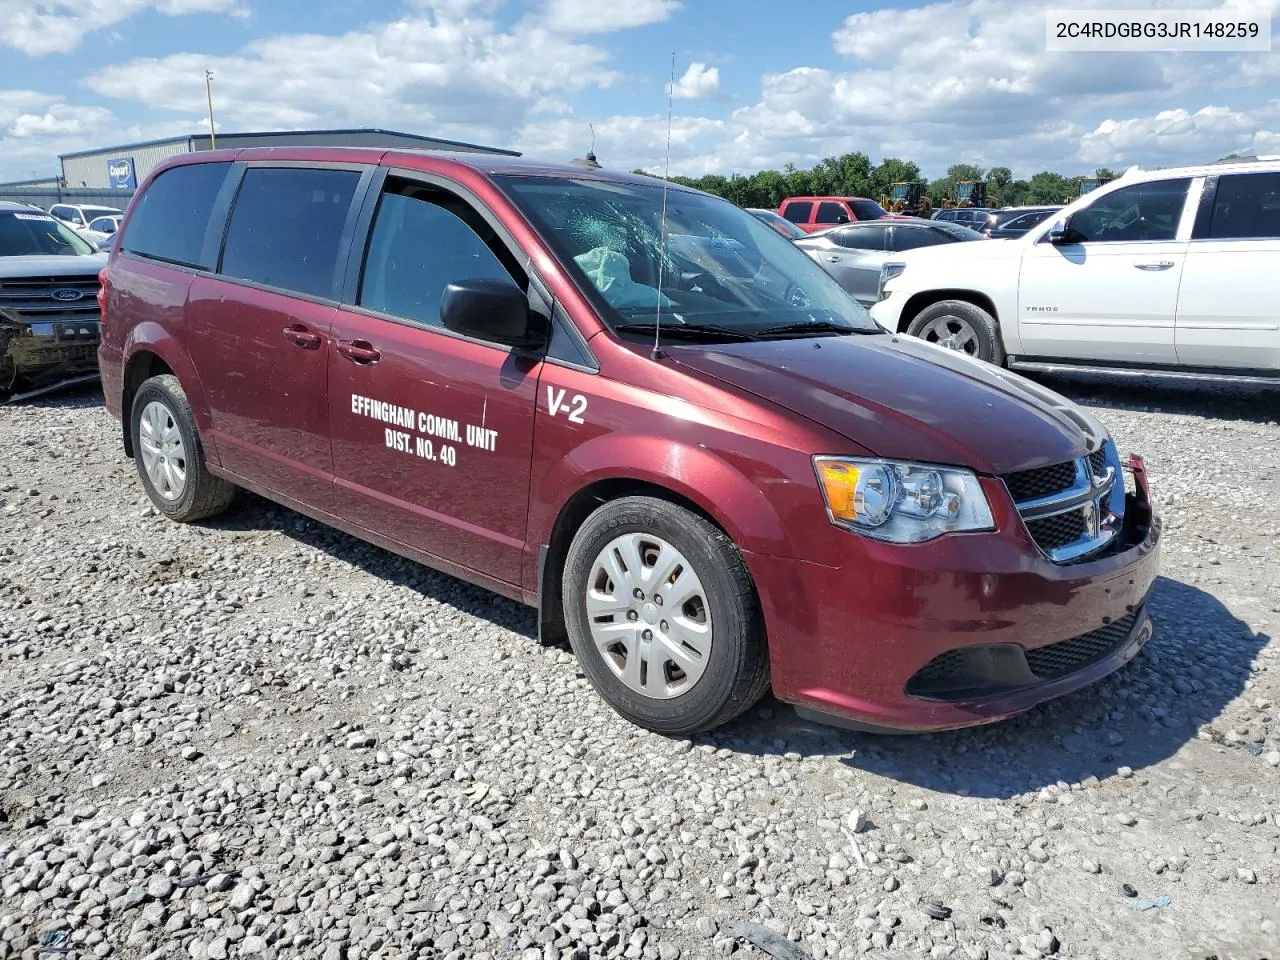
top-left (0, 212), bottom-right (95, 257)
top-left (498, 176), bottom-right (880, 339)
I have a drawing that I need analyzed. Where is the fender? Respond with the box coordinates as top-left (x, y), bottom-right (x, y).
top-left (121, 323), bottom-right (220, 463)
top-left (526, 431), bottom-right (795, 581)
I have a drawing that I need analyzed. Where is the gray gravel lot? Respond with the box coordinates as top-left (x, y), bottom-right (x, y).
top-left (1, 378), bottom-right (1278, 960)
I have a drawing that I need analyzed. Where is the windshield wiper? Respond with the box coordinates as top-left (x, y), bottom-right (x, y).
top-left (613, 321), bottom-right (755, 342)
top-left (755, 320), bottom-right (880, 339)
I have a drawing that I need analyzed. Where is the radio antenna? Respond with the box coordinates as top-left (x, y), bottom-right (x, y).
top-left (651, 51), bottom-right (676, 361)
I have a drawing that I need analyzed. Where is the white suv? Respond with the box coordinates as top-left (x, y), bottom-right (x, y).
top-left (871, 158), bottom-right (1280, 381)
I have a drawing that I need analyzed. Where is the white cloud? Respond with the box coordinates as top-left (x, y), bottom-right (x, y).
top-left (542, 0), bottom-right (680, 33)
top-left (1078, 103), bottom-right (1280, 166)
top-left (0, 89), bottom-right (208, 181)
top-left (516, 114), bottom-right (727, 173)
top-left (668, 62), bottom-right (721, 100)
top-left (86, 7), bottom-right (619, 146)
top-left (0, 0), bottom-right (248, 57)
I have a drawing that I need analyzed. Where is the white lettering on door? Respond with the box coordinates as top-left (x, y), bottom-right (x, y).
top-left (546, 387), bottom-right (588, 424)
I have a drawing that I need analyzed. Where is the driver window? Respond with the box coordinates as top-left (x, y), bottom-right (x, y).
top-left (1069, 178), bottom-right (1190, 243)
top-left (358, 178), bottom-right (523, 329)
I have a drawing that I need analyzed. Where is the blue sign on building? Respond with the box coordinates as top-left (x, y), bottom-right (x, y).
top-left (108, 157), bottom-right (136, 190)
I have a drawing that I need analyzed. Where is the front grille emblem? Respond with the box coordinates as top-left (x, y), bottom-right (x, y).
top-left (51, 288), bottom-right (85, 302)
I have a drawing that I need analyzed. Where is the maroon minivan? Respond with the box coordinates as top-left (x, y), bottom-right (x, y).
top-left (98, 147), bottom-right (1160, 735)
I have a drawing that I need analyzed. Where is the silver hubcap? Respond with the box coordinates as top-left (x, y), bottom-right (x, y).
top-left (919, 315), bottom-right (980, 355)
top-left (138, 401), bottom-right (187, 501)
top-left (585, 533), bottom-right (713, 700)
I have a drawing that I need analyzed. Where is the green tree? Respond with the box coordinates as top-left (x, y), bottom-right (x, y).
top-left (1024, 171), bottom-right (1073, 205)
top-left (988, 166), bottom-right (1013, 192)
top-left (947, 163), bottom-right (985, 182)
top-left (869, 158), bottom-right (923, 201)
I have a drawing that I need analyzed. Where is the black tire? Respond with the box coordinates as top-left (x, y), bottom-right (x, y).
top-left (130, 374), bottom-right (235, 522)
top-left (562, 496), bottom-right (771, 735)
top-left (906, 299), bottom-right (1006, 366)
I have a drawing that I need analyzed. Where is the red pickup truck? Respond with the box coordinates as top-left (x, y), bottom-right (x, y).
top-left (778, 196), bottom-right (893, 233)
top-left (97, 147), bottom-right (1159, 735)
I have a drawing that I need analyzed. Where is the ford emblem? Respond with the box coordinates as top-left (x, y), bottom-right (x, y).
top-left (51, 288), bottom-right (84, 302)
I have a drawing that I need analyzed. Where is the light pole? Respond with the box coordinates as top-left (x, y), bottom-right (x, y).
top-left (205, 70), bottom-right (217, 149)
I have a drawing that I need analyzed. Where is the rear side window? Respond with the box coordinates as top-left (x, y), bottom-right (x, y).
top-left (220, 167), bottom-right (361, 299)
top-left (782, 201), bottom-right (812, 224)
top-left (891, 226), bottom-right (946, 251)
top-left (848, 199), bottom-right (889, 220)
top-left (358, 180), bottom-right (518, 329)
top-left (123, 162), bottom-right (231, 268)
top-left (815, 201), bottom-right (847, 224)
top-left (1207, 172), bottom-right (1280, 240)
top-left (834, 226), bottom-right (886, 250)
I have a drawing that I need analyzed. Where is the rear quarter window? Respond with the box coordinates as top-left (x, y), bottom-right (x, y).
top-left (219, 167), bottom-right (362, 299)
top-left (122, 162), bottom-right (232, 268)
top-left (782, 201), bottom-right (813, 224)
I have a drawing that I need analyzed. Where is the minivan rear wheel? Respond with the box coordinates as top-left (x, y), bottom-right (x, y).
top-left (130, 374), bottom-right (235, 522)
top-left (562, 496), bottom-right (771, 735)
top-left (907, 300), bottom-right (1005, 366)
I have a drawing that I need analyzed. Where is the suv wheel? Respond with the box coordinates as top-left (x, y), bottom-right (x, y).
top-left (907, 300), bottom-right (1005, 366)
top-left (130, 374), bottom-right (235, 522)
top-left (562, 496), bottom-right (771, 735)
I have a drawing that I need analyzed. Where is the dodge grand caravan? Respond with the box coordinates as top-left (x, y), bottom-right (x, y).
top-left (98, 148), bottom-right (1160, 735)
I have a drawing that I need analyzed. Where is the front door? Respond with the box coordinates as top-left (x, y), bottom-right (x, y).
top-left (184, 164), bottom-right (364, 505)
top-left (1015, 177), bottom-right (1192, 364)
top-left (1176, 171), bottom-right (1280, 370)
top-left (328, 174), bottom-right (541, 585)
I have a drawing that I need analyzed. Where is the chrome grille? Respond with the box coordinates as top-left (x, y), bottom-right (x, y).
top-left (1003, 461), bottom-right (1077, 502)
top-left (1002, 441), bottom-right (1125, 564)
top-left (0, 275), bottom-right (102, 323)
top-left (1025, 511), bottom-right (1088, 552)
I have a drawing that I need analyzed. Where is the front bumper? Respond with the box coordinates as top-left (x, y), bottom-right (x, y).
top-left (869, 289), bottom-right (908, 332)
top-left (1, 315), bottom-right (101, 401)
top-left (748, 467), bottom-right (1161, 733)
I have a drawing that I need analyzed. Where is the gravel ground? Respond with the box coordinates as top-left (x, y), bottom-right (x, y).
top-left (1, 377), bottom-right (1278, 960)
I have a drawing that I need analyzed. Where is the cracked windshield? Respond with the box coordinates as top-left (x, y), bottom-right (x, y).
top-left (501, 176), bottom-right (880, 341)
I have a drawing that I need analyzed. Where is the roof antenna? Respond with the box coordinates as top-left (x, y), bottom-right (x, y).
top-left (571, 123), bottom-right (601, 169)
top-left (652, 51), bottom-right (675, 361)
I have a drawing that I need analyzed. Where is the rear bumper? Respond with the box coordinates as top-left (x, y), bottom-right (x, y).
top-left (748, 481), bottom-right (1161, 733)
top-left (1, 315), bottom-right (101, 400)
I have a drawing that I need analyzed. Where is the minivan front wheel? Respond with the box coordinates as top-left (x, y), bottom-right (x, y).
top-left (907, 300), bottom-right (1005, 366)
top-left (130, 374), bottom-right (235, 522)
top-left (562, 496), bottom-right (770, 735)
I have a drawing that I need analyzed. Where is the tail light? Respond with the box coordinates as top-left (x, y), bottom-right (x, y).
top-left (97, 267), bottom-right (109, 331)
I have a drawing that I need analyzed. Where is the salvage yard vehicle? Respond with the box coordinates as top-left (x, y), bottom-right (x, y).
top-left (0, 201), bottom-right (107, 401)
top-left (872, 158), bottom-right (1280, 380)
top-left (99, 147), bottom-right (1160, 735)
top-left (49, 203), bottom-right (124, 231)
top-left (778, 195), bottom-right (892, 233)
top-left (795, 218), bottom-right (986, 306)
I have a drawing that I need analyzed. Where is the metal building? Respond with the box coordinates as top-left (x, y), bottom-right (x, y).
top-left (56, 128), bottom-right (519, 190)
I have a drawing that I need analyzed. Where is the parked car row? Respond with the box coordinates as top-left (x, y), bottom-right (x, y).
top-left (871, 158), bottom-right (1280, 378)
top-left (0, 201), bottom-right (108, 401)
top-left (73, 146), bottom-right (1163, 740)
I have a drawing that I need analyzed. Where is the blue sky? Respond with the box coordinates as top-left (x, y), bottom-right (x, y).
top-left (0, 0), bottom-right (1277, 183)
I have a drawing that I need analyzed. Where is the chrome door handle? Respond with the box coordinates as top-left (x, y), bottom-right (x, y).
top-left (826, 256), bottom-right (841, 263)
top-left (1133, 261), bottom-right (1174, 271)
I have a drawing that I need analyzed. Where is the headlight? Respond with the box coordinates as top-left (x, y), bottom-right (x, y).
top-left (877, 262), bottom-right (906, 300)
top-left (813, 456), bottom-right (995, 543)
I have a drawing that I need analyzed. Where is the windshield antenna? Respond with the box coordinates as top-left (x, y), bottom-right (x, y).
top-left (652, 51), bottom-right (676, 361)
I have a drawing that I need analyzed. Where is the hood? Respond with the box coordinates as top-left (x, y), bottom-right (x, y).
top-left (0, 253), bottom-right (107, 277)
top-left (667, 333), bottom-right (1107, 475)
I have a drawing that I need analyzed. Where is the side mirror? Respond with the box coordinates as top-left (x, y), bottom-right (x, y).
top-left (1048, 217), bottom-right (1083, 245)
top-left (835, 214), bottom-right (851, 224)
top-left (441, 278), bottom-right (545, 350)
